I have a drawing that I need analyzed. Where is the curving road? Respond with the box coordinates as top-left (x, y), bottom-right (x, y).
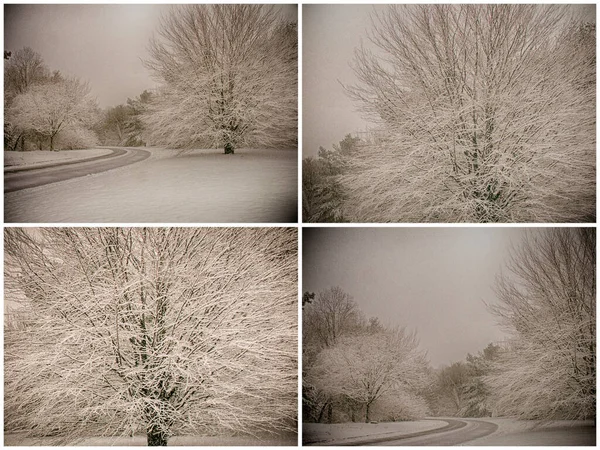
top-left (343, 419), bottom-right (498, 446)
top-left (4, 148), bottom-right (151, 193)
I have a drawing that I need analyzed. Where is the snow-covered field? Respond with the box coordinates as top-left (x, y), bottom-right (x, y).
top-left (5, 148), bottom-right (297, 223)
top-left (4, 148), bottom-right (112, 169)
top-left (462, 418), bottom-right (595, 446)
top-left (303, 420), bottom-right (447, 445)
top-left (5, 431), bottom-right (298, 446)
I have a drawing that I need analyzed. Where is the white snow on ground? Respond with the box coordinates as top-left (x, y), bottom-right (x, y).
top-left (461, 418), bottom-right (596, 446)
top-left (303, 420), bottom-right (447, 445)
top-left (5, 431), bottom-right (297, 446)
top-left (4, 148), bottom-right (112, 168)
top-left (5, 148), bottom-right (297, 223)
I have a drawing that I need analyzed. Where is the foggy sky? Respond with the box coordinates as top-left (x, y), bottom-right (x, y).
top-left (5, 4), bottom-right (297, 109)
top-left (303, 228), bottom-right (528, 367)
top-left (303, 5), bottom-right (377, 157)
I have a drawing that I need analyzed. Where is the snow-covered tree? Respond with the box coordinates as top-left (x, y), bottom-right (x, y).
top-left (486, 228), bottom-right (595, 420)
top-left (303, 286), bottom-right (360, 350)
top-left (311, 328), bottom-right (429, 422)
top-left (5, 228), bottom-right (297, 446)
top-left (9, 77), bottom-right (97, 150)
top-left (4, 47), bottom-right (49, 100)
top-left (144, 5), bottom-right (297, 154)
top-left (342, 5), bottom-right (595, 222)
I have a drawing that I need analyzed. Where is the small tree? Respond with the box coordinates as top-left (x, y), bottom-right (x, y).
top-left (5, 228), bottom-right (298, 445)
top-left (145, 5), bottom-right (297, 154)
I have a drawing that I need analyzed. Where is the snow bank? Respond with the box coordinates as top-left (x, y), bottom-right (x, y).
top-left (4, 148), bottom-right (112, 169)
top-left (303, 420), bottom-right (447, 445)
top-left (5, 148), bottom-right (297, 223)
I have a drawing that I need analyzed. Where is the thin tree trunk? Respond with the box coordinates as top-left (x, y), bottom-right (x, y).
top-left (365, 402), bottom-right (370, 423)
top-left (224, 142), bottom-right (234, 154)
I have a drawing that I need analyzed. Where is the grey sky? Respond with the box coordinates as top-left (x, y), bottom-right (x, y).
top-left (5, 4), bottom-right (297, 109)
top-left (303, 228), bottom-right (528, 367)
top-left (303, 5), bottom-right (377, 156)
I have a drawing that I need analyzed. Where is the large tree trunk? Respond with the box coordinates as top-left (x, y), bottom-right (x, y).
top-left (147, 426), bottom-right (168, 446)
top-left (365, 402), bottom-right (370, 423)
top-left (224, 142), bottom-right (234, 154)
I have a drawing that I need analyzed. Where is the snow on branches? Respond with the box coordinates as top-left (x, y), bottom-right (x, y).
top-left (487, 228), bottom-right (595, 420)
top-left (144, 5), bottom-right (297, 153)
top-left (4, 228), bottom-right (297, 445)
top-left (310, 328), bottom-right (429, 423)
top-left (342, 5), bottom-right (595, 222)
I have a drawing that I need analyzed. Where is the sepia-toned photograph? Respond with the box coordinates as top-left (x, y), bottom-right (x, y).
top-left (303, 227), bottom-right (595, 445)
top-left (302, 4), bottom-right (595, 223)
top-left (5, 4), bottom-right (298, 223)
top-left (5, 227), bottom-right (298, 446)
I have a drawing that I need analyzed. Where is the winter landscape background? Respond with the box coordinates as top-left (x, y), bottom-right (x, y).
top-left (4, 4), bottom-right (298, 223)
top-left (303, 228), bottom-right (595, 445)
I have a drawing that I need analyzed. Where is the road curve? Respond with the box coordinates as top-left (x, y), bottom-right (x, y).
top-left (4, 148), bottom-right (151, 193)
top-left (359, 418), bottom-right (498, 446)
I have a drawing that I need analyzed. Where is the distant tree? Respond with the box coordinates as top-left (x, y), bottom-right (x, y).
top-left (343, 5), bottom-right (595, 222)
top-left (487, 228), bottom-right (595, 420)
top-left (434, 362), bottom-right (471, 416)
top-left (9, 77), bottom-right (97, 151)
top-left (302, 291), bottom-right (315, 307)
top-left (103, 105), bottom-right (130, 144)
top-left (311, 329), bottom-right (429, 422)
top-left (5, 228), bottom-right (297, 446)
top-left (303, 286), bottom-right (360, 349)
top-left (302, 135), bottom-right (362, 222)
top-left (144, 5), bottom-right (297, 154)
top-left (4, 47), bottom-right (49, 99)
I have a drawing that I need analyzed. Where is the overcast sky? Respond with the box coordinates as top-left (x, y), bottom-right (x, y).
top-left (5, 4), bottom-right (297, 109)
top-left (303, 5), bottom-right (377, 157)
top-left (303, 228), bottom-right (529, 367)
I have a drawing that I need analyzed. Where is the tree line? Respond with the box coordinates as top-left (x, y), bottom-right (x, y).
top-left (303, 228), bottom-right (595, 423)
top-left (4, 5), bottom-right (297, 154)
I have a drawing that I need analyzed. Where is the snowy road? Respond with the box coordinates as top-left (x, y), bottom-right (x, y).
top-left (308, 418), bottom-right (595, 446)
top-left (4, 148), bottom-right (150, 193)
top-left (363, 418), bottom-right (497, 446)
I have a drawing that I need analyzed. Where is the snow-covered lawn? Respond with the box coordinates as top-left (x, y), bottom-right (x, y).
top-left (5, 431), bottom-right (298, 446)
top-left (461, 418), bottom-right (595, 446)
top-left (4, 148), bottom-right (112, 169)
top-left (5, 148), bottom-right (297, 223)
top-left (303, 420), bottom-right (447, 445)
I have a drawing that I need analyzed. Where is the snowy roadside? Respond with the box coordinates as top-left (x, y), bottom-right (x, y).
top-left (303, 420), bottom-right (447, 445)
top-left (4, 148), bottom-right (113, 170)
top-left (5, 431), bottom-right (298, 446)
top-left (460, 418), bottom-right (596, 446)
top-left (5, 147), bottom-right (297, 223)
